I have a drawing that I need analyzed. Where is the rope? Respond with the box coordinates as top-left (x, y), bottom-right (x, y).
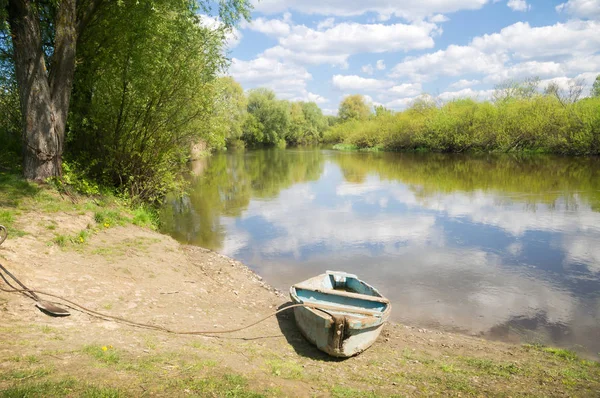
top-left (0, 282), bottom-right (321, 336)
top-left (0, 228), bottom-right (346, 337)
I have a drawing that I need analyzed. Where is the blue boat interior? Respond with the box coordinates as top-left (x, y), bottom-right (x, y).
top-left (322, 272), bottom-right (379, 297)
top-left (295, 288), bottom-right (388, 315)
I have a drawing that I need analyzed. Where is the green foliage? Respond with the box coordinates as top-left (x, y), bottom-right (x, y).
top-left (67, 0), bottom-right (234, 203)
top-left (132, 206), bottom-right (159, 229)
top-left (243, 88), bottom-right (290, 146)
top-left (212, 77), bottom-right (248, 148)
top-left (338, 94), bottom-right (371, 121)
top-left (0, 47), bottom-right (20, 169)
top-left (329, 90), bottom-right (600, 155)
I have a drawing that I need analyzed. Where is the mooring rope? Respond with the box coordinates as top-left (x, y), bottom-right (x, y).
top-left (0, 226), bottom-right (365, 336)
top-left (0, 281), bottom-right (310, 335)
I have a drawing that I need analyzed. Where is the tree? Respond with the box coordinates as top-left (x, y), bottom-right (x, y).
top-left (211, 77), bottom-right (247, 147)
top-left (3, 0), bottom-right (99, 180)
top-left (65, 1), bottom-right (241, 201)
top-left (493, 77), bottom-right (540, 103)
top-left (338, 94), bottom-right (371, 121)
top-left (544, 78), bottom-right (585, 105)
top-left (591, 75), bottom-right (600, 98)
top-left (1, 0), bottom-right (250, 181)
top-left (244, 88), bottom-right (290, 146)
top-left (301, 101), bottom-right (327, 143)
top-left (374, 105), bottom-right (392, 117)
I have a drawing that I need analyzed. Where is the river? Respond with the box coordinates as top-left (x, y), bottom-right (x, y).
top-left (160, 149), bottom-right (600, 358)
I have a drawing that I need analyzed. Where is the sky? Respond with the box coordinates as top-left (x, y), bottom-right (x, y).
top-left (217, 0), bottom-right (600, 115)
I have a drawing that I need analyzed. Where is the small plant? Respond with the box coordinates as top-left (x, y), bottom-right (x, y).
top-left (83, 345), bottom-right (120, 365)
top-left (53, 234), bottom-right (67, 247)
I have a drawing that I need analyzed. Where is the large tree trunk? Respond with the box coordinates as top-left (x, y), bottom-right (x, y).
top-left (8, 0), bottom-right (77, 181)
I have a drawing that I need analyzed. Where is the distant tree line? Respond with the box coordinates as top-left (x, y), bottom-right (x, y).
top-left (326, 76), bottom-right (600, 155)
top-left (211, 80), bottom-right (331, 149)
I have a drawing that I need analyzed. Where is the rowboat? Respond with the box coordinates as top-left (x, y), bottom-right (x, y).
top-left (289, 271), bottom-right (391, 357)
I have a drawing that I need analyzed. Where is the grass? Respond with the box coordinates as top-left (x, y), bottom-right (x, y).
top-left (331, 386), bottom-right (380, 398)
top-left (165, 373), bottom-right (265, 398)
top-left (0, 367), bottom-right (53, 381)
top-left (0, 171), bottom-right (160, 248)
top-left (82, 345), bottom-right (121, 365)
top-left (460, 356), bottom-right (524, 378)
top-left (0, 379), bottom-right (125, 398)
top-left (266, 359), bottom-right (304, 380)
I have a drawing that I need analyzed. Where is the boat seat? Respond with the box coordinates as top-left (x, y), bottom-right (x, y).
top-left (293, 284), bottom-right (390, 304)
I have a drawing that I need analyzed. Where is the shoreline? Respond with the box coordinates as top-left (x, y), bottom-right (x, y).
top-left (1, 185), bottom-right (599, 396)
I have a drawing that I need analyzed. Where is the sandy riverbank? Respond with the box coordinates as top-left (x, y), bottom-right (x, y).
top-left (0, 187), bottom-right (598, 397)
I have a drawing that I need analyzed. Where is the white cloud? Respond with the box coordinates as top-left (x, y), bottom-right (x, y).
top-left (279, 22), bottom-right (437, 57)
top-left (507, 0), bottom-right (530, 12)
top-left (556, 0), bottom-right (600, 20)
top-left (437, 88), bottom-right (495, 101)
top-left (389, 83), bottom-right (422, 97)
top-left (390, 20), bottom-right (600, 84)
top-left (390, 45), bottom-right (506, 81)
top-left (229, 57), bottom-right (314, 101)
top-left (384, 97), bottom-right (418, 110)
top-left (317, 17), bottom-right (335, 30)
top-left (429, 14), bottom-right (450, 23)
top-left (361, 64), bottom-right (375, 75)
top-left (243, 16), bottom-right (290, 36)
top-left (261, 46), bottom-right (349, 67)
top-left (449, 79), bottom-right (480, 89)
top-left (332, 75), bottom-right (394, 91)
top-left (484, 61), bottom-right (565, 83)
top-left (471, 20), bottom-right (600, 59)
top-left (290, 91), bottom-right (330, 104)
top-left (256, 20), bottom-right (437, 68)
top-left (252, 0), bottom-right (490, 21)
top-left (376, 60), bottom-right (386, 70)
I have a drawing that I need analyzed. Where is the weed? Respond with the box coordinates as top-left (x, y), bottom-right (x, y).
top-left (82, 345), bottom-right (120, 365)
top-left (53, 234), bottom-right (67, 247)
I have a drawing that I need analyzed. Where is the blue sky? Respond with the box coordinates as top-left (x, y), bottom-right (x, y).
top-left (218, 0), bottom-right (600, 114)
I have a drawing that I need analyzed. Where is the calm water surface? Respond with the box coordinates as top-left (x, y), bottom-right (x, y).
top-left (161, 149), bottom-right (600, 358)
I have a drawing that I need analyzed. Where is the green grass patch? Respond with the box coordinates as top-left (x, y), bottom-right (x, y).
top-left (541, 347), bottom-right (579, 361)
top-left (0, 367), bottom-right (53, 381)
top-left (131, 206), bottom-right (158, 229)
top-left (331, 386), bottom-right (380, 398)
top-left (166, 373), bottom-right (264, 397)
top-left (93, 210), bottom-right (126, 228)
top-left (461, 357), bottom-right (523, 378)
top-left (0, 172), bottom-right (39, 208)
top-left (0, 379), bottom-right (125, 398)
top-left (266, 359), bottom-right (304, 380)
top-left (82, 345), bottom-right (121, 365)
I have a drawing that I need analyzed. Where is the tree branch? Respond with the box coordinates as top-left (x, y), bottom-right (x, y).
top-left (76, 0), bottom-right (105, 36)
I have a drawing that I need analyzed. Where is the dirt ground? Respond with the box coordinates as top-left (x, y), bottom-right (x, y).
top-left (0, 199), bottom-right (599, 397)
